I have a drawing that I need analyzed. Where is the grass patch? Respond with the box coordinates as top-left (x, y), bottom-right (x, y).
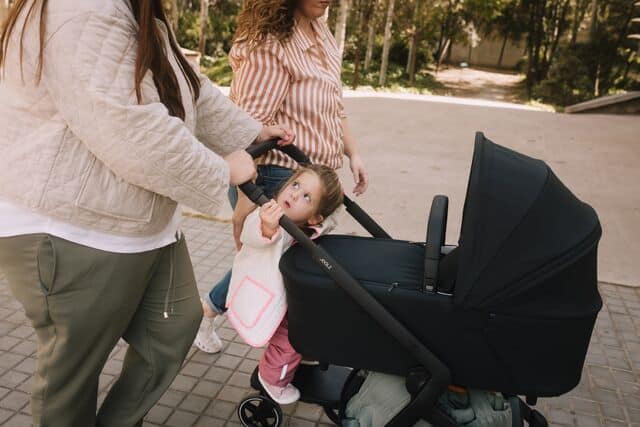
top-left (341, 62), bottom-right (445, 94)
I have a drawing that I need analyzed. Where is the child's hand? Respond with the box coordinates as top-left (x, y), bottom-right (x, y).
top-left (259, 200), bottom-right (284, 239)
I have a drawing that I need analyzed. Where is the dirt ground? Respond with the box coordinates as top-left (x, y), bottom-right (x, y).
top-left (431, 66), bottom-right (526, 104)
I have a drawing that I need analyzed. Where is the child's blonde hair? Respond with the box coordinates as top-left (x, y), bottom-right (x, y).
top-left (279, 165), bottom-right (343, 219)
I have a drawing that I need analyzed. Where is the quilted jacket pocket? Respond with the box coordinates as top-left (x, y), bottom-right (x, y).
top-left (75, 157), bottom-right (157, 222)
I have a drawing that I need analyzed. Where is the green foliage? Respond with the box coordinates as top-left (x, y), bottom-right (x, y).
top-left (341, 61), bottom-right (445, 94)
top-left (172, 0), bottom-right (638, 105)
top-left (534, 46), bottom-right (592, 105)
top-left (175, 9), bottom-right (200, 51)
top-left (200, 55), bottom-right (233, 86)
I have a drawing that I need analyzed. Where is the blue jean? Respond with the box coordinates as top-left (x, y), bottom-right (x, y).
top-left (205, 165), bottom-right (294, 314)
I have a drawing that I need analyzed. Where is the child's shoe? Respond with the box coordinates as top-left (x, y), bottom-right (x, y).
top-left (258, 372), bottom-right (300, 405)
top-left (194, 314), bottom-right (223, 353)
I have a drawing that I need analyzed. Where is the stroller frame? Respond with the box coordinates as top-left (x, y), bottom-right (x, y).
top-left (235, 137), bottom-right (547, 427)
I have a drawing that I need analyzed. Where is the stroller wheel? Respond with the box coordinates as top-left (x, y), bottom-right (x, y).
top-left (237, 394), bottom-right (283, 427)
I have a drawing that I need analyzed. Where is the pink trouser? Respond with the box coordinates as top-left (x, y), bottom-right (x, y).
top-left (258, 316), bottom-right (302, 387)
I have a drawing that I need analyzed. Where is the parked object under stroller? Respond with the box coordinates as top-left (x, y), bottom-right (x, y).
top-left (234, 132), bottom-right (602, 427)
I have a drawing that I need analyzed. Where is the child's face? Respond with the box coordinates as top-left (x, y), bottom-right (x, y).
top-left (276, 171), bottom-right (324, 226)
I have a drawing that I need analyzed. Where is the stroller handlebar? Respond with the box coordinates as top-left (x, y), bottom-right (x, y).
top-left (246, 138), bottom-right (311, 164)
top-left (237, 141), bottom-right (450, 416)
top-left (240, 139), bottom-right (310, 206)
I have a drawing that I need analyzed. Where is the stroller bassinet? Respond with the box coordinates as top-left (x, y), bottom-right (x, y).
top-left (281, 132), bottom-right (602, 399)
top-left (236, 132), bottom-right (602, 426)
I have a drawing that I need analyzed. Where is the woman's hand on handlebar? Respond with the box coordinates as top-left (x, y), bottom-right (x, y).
top-left (257, 124), bottom-right (295, 146)
top-left (225, 150), bottom-right (257, 186)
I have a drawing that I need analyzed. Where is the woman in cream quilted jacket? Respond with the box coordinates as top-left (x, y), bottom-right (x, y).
top-left (0, 0), bottom-right (293, 425)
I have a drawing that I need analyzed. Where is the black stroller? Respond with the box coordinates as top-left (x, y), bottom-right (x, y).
top-left (235, 132), bottom-right (602, 427)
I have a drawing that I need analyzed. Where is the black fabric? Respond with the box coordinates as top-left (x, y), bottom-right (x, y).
top-left (281, 236), bottom-right (598, 396)
top-left (456, 134), bottom-right (601, 309)
top-left (280, 133), bottom-right (602, 398)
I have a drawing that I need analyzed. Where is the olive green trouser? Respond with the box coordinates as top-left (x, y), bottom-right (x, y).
top-left (0, 233), bottom-right (202, 427)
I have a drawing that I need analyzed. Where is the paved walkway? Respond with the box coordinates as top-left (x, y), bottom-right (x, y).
top-left (0, 216), bottom-right (639, 426)
top-left (1, 95), bottom-right (639, 426)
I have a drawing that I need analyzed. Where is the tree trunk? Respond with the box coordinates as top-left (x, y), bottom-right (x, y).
top-left (379, 0), bottom-right (396, 86)
top-left (198, 0), bottom-right (209, 55)
top-left (406, 32), bottom-right (416, 73)
top-left (334, 0), bottom-right (351, 59)
top-left (351, 0), bottom-right (366, 89)
top-left (435, 37), bottom-right (450, 73)
top-left (0, 0), bottom-right (9, 25)
top-left (589, 0), bottom-right (598, 42)
top-left (406, 0), bottom-right (420, 74)
top-left (542, 0), bottom-right (570, 78)
top-left (364, 0), bottom-right (379, 70)
top-left (408, 33), bottom-right (418, 84)
top-left (525, 0), bottom-right (537, 97)
top-left (435, 1), bottom-right (451, 61)
top-left (497, 32), bottom-right (508, 67)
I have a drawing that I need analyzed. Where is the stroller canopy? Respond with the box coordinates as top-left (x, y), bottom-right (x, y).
top-left (455, 133), bottom-right (601, 312)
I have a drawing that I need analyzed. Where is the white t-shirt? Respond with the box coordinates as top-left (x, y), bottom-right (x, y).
top-left (0, 197), bottom-right (181, 253)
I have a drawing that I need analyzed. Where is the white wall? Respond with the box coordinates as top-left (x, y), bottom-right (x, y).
top-left (449, 33), bottom-right (526, 69)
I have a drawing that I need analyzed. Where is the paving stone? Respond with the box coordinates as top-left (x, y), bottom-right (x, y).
top-left (158, 389), bottom-right (186, 407)
top-left (575, 414), bottom-right (602, 427)
top-left (193, 415), bottom-right (226, 427)
top-left (0, 371), bottom-right (28, 389)
top-left (227, 372), bottom-right (251, 388)
top-left (0, 353), bottom-right (24, 370)
top-left (2, 413), bottom-right (32, 427)
top-left (179, 394), bottom-right (210, 414)
top-left (170, 374), bottom-right (198, 393)
top-left (205, 399), bottom-right (236, 420)
top-left (145, 404), bottom-right (173, 424)
top-left (573, 398), bottom-right (601, 415)
top-left (0, 410), bottom-right (12, 424)
top-left (0, 337), bottom-right (19, 352)
top-left (548, 408), bottom-right (574, 425)
top-left (288, 418), bottom-right (318, 427)
top-left (600, 403), bottom-right (626, 421)
top-left (12, 359), bottom-right (34, 375)
top-left (627, 407), bottom-right (640, 424)
top-left (204, 366), bottom-right (233, 384)
top-left (237, 359), bottom-right (258, 374)
top-left (216, 385), bottom-right (249, 403)
top-left (294, 402), bottom-right (324, 421)
top-left (192, 380), bottom-right (222, 398)
top-left (7, 326), bottom-right (33, 340)
top-left (165, 409), bottom-right (199, 427)
top-left (603, 419), bottom-right (627, 427)
top-left (225, 342), bottom-right (250, 358)
top-left (181, 361), bottom-right (210, 378)
top-left (214, 354), bottom-right (243, 370)
top-left (0, 391), bottom-right (29, 411)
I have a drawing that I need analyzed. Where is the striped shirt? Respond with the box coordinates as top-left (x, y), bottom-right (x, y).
top-left (229, 18), bottom-right (345, 170)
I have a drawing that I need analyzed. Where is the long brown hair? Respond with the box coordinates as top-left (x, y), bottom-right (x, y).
top-left (0, 0), bottom-right (200, 120)
top-left (234, 0), bottom-right (297, 47)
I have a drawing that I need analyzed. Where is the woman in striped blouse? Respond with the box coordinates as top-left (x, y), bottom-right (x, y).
top-left (194, 0), bottom-right (369, 355)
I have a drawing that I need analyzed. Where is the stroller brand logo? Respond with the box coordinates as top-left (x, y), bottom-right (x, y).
top-left (318, 258), bottom-right (333, 270)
